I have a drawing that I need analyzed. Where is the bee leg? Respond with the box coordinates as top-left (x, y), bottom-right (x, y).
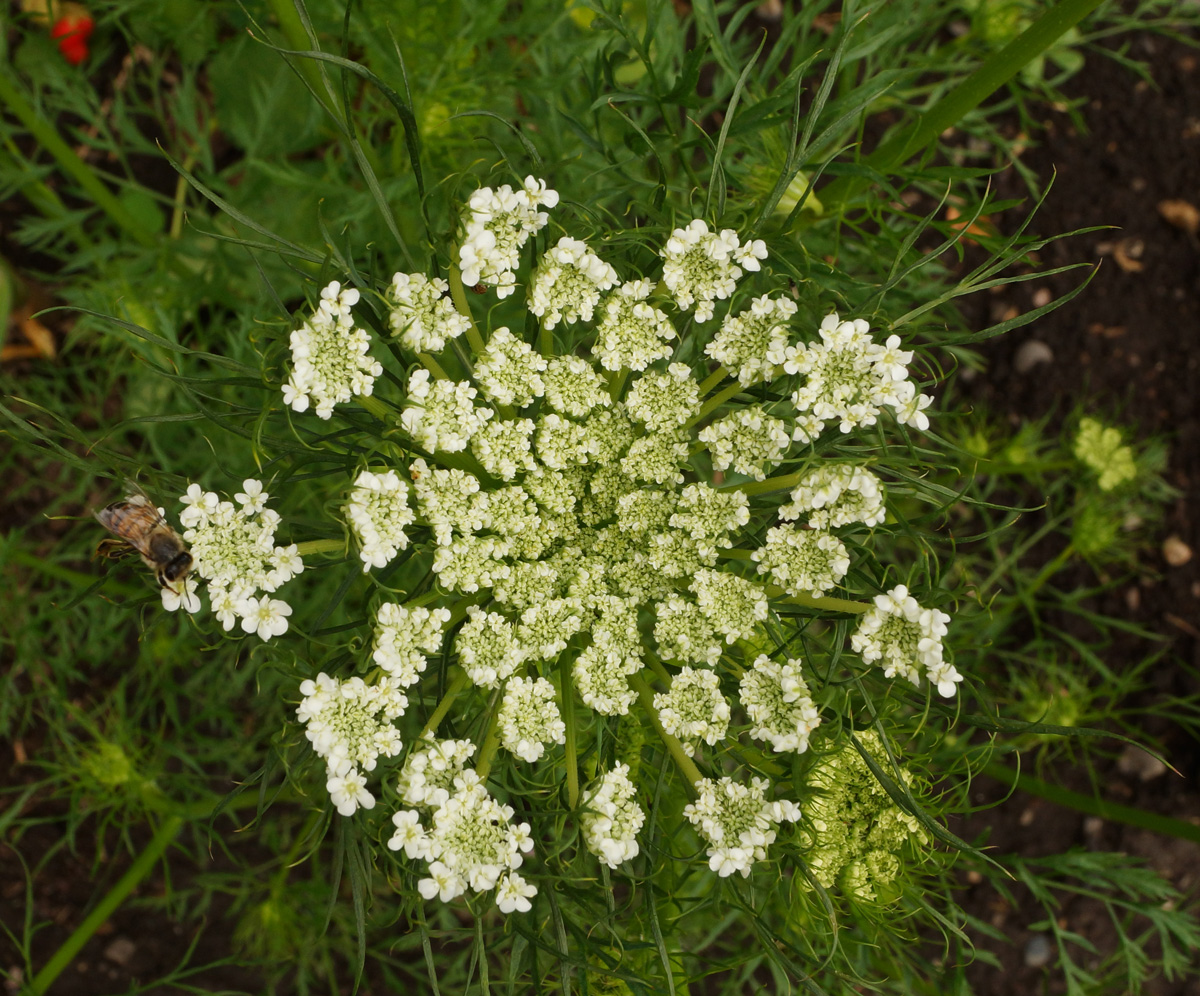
top-left (94, 538), bottom-right (135, 562)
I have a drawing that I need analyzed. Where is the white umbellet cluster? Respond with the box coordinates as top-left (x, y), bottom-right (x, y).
top-left (178, 480), bottom-right (302, 639)
top-left (458, 176), bottom-right (559, 298)
top-left (388, 770), bottom-right (536, 912)
top-left (591, 279), bottom-right (677, 371)
top-left (387, 272), bottom-right (472, 353)
top-left (851, 585), bottom-right (959, 697)
top-left (739, 655), bottom-right (821, 753)
top-left (499, 676), bottom-right (566, 761)
top-left (397, 739), bottom-right (477, 809)
top-left (752, 525), bottom-right (850, 599)
top-left (683, 775), bottom-right (802, 878)
top-left (344, 470), bottom-right (416, 571)
top-left (296, 672), bottom-right (408, 815)
top-left (660, 219), bottom-right (768, 322)
top-left (281, 282), bottom-right (382, 420)
top-left (654, 667), bottom-right (731, 756)
top-left (697, 406), bottom-right (791, 481)
top-left (581, 763), bottom-right (646, 869)
top-left (784, 313), bottom-right (933, 441)
top-left (372, 603), bottom-right (451, 685)
top-left (705, 294), bottom-right (796, 385)
top-left (779, 465), bottom-right (887, 529)
top-left (528, 237), bottom-right (618, 329)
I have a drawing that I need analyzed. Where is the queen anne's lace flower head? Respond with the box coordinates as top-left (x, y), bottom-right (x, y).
top-left (457, 607), bottom-right (528, 688)
top-left (387, 272), bottom-right (471, 352)
top-left (344, 470), bottom-right (416, 571)
top-left (582, 763), bottom-right (645, 869)
top-left (660, 219), bottom-right (768, 322)
top-left (458, 176), bottom-right (559, 298)
top-left (850, 585), bottom-right (959, 696)
top-left (691, 569), bottom-right (768, 643)
top-left (683, 775), bottom-right (801, 877)
top-left (625, 363), bottom-right (700, 433)
top-left (282, 282), bottom-right (382, 420)
top-left (528, 236), bottom-right (618, 329)
top-left (739, 655), bottom-right (821, 753)
top-left (654, 595), bottom-right (722, 666)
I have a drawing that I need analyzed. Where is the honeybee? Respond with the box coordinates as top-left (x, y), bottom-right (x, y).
top-left (95, 493), bottom-right (193, 591)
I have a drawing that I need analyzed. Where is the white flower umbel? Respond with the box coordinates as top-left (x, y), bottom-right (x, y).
top-left (592, 279), bottom-right (678, 371)
top-left (401, 370), bottom-right (494, 454)
top-left (850, 585), bottom-right (960, 697)
top-left (456, 607), bottom-right (528, 688)
top-left (683, 775), bottom-right (801, 878)
top-left (654, 666), bottom-right (730, 756)
top-left (394, 771), bottom-right (536, 907)
top-left (409, 459), bottom-right (489, 546)
top-left (387, 272), bottom-right (471, 353)
top-left (625, 363), bottom-right (700, 433)
top-left (179, 480), bottom-right (302, 638)
top-left (297, 672), bottom-right (408, 815)
top-left (752, 525), bottom-right (850, 598)
top-left (473, 327), bottom-right (549, 408)
top-left (344, 469), bottom-right (416, 572)
top-left (397, 738), bottom-right (477, 809)
top-left (784, 314), bottom-right (926, 441)
top-left (458, 176), bottom-right (559, 298)
top-left (705, 294), bottom-right (797, 385)
top-left (779, 465), bottom-right (887, 529)
top-left (572, 643), bottom-right (640, 716)
top-left (698, 406), bottom-right (792, 481)
top-left (659, 219), bottom-right (767, 322)
top-left (372, 603), bottom-right (451, 685)
top-left (690, 569), bottom-right (768, 643)
top-left (581, 763), bottom-right (646, 869)
top-left (528, 236), bottom-right (618, 329)
top-left (542, 356), bottom-right (611, 418)
top-left (654, 595), bottom-right (722, 666)
top-left (471, 418), bottom-right (539, 481)
top-left (739, 655), bottom-right (821, 753)
top-left (281, 281), bottom-right (382, 420)
top-left (498, 676), bottom-right (566, 762)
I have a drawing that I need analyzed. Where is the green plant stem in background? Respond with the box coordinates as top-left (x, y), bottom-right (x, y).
top-left (448, 261), bottom-right (487, 358)
top-left (818, 0), bottom-right (1108, 212)
top-left (0, 74), bottom-right (157, 248)
top-left (984, 761), bottom-right (1200, 845)
top-left (559, 659), bottom-right (580, 810)
top-left (630, 672), bottom-right (704, 789)
top-left (293, 538), bottom-right (345, 556)
top-left (27, 815), bottom-right (182, 995)
top-left (417, 668), bottom-right (471, 743)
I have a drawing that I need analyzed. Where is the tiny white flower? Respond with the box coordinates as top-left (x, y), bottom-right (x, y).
top-left (238, 594), bottom-right (292, 640)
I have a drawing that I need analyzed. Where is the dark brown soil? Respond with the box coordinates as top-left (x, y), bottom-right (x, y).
top-left (952, 30), bottom-right (1200, 996)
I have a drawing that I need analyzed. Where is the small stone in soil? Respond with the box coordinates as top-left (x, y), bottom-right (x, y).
top-left (103, 937), bottom-right (137, 967)
top-left (1024, 933), bottom-right (1054, 968)
top-left (1014, 340), bottom-right (1054, 373)
top-left (1163, 535), bottom-right (1193, 567)
top-left (1117, 745), bottom-right (1169, 782)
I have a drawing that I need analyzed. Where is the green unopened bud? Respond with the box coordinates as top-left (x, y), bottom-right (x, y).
top-left (775, 171), bottom-right (823, 222)
top-left (1073, 418), bottom-right (1137, 491)
top-left (82, 741), bottom-right (133, 789)
top-left (1071, 502), bottom-right (1122, 560)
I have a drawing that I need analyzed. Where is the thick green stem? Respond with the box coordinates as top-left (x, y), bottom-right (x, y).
top-left (293, 538), bottom-right (345, 557)
top-left (769, 587), bottom-right (873, 614)
top-left (357, 393), bottom-right (396, 421)
top-left (29, 816), bottom-right (182, 995)
top-left (818, 0), bottom-right (1107, 212)
top-left (474, 687), bottom-right (504, 780)
top-left (447, 261), bottom-right (486, 358)
top-left (559, 661), bottom-right (579, 810)
top-left (984, 760), bottom-right (1200, 845)
top-left (724, 470), bottom-right (804, 496)
top-left (417, 668), bottom-right (471, 744)
top-left (608, 369), bottom-right (630, 404)
top-left (630, 672), bottom-right (703, 789)
top-left (690, 381), bottom-right (744, 426)
top-left (418, 352), bottom-right (450, 381)
top-left (698, 367), bottom-right (728, 396)
top-left (0, 73), bottom-right (157, 247)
